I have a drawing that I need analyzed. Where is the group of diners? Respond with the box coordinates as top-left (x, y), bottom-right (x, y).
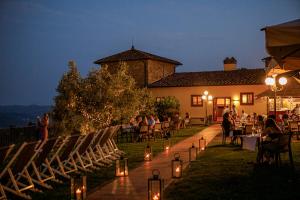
top-left (121, 112), bottom-right (191, 142)
top-left (222, 107), bottom-right (299, 166)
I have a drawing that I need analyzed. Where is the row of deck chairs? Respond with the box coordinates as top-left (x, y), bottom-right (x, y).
top-left (0, 125), bottom-right (123, 200)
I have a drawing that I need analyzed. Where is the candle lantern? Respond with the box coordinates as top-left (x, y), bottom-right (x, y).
top-left (188, 143), bottom-right (198, 162)
top-left (171, 153), bottom-right (183, 178)
top-left (163, 138), bottom-right (171, 151)
top-left (115, 156), bottom-right (128, 177)
top-left (199, 137), bottom-right (206, 151)
top-left (148, 169), bottom-right (164, 200)
top-left (70, 174), bottom-right (87, 200)
top-left (144, 143), bottom-right (152, 161)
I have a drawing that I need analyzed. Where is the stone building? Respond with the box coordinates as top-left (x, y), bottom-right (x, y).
top-left (95, 47), bottom-right (269, 121)
top-left (94, 46), bottom-right (182, 88)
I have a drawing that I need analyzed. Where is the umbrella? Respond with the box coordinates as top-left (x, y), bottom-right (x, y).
top-left (262, 19), bottom-right (300, 70)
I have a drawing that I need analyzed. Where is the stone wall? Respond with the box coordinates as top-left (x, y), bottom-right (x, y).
top-left (147, 60), bottom-right (175, 84)
top-left (102, 60), bottom-right (146, 87)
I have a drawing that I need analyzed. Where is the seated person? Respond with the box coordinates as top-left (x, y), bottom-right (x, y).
top-left (148, 114), bottom-right (156, 129)
top-left (154, 115), bottom-right (160, 124)
top-left (240, 110), bottom-right (248, 123)
top-left (260, 118), bottom-right (283, 163)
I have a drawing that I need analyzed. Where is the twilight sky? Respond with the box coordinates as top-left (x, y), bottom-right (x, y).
top-left (0, 0), bottom-right (299, 105)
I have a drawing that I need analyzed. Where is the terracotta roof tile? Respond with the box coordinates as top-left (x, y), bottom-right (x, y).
top-left (94, 46), bottom-right (182, 65)
top-left (148, 68), bottom-right (266, 87)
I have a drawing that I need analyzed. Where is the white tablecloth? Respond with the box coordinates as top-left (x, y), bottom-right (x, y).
top-left (242, 135), bottom-right (259, 151)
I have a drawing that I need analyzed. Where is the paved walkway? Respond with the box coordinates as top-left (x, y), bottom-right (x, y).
top-left (87, 124), bottom-right (221, 200)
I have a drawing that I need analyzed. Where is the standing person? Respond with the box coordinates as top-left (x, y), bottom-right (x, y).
top-left (222, 106), bottom-right (230, 116)
top-left (40, 113), bottom-right (49, 141)
top-left (232, 104), bottom-right (237, 117)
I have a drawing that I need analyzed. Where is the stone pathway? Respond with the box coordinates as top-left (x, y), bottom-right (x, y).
top-left (87, 124), bottom-right (221, 200)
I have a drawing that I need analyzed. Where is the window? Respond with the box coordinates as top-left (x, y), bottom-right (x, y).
top-left (191, 95), bottom-right (203, 107)
top-left (240, 93), bottom-right (254, 105)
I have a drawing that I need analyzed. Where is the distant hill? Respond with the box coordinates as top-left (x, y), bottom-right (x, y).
top-left (0, 105), bottom-right (52, 128)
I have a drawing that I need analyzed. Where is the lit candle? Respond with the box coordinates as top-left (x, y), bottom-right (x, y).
top-left (76, 188), bottom-right (82, 200)
top-left (165, 146), bottom-right (169, 150)
top-left (146, 154), bottom-right (150, 158)
top-left (120, 172), bottom-right (124, 176)
top-left (153, 193), bottom-right (160, 200)
top-left (175, 167), bottom-right (180, 173)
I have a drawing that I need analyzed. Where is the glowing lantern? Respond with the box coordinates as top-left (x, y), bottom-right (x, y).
top-left (115, 156), bottom-right (128, 177)
top-left (163, 138), bottom-right (171, 151)
top-left (148, 169), bottom-right (164, 200)
top-left (199, 137), bottom-right (206, 151)
top-left (144, 144), bottom-right (152, 161)
top-left (189, 143), bottom-right (198, 162)
top-left (171, 153), bottom-right (183, 178)
top-left (70, 175), bottom-right (87, 200)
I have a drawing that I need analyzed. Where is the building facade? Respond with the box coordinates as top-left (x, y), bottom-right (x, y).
top-left (95, 47), bottom-right (269, 121)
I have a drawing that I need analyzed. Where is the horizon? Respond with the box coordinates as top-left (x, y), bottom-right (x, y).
top-left (1, 0), bottom-right (299, 105)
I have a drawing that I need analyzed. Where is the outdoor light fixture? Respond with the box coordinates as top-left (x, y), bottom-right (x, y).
top-left (163, 138), bottom-right (171, 151)
top-left (188, 143), bottom-right (198, 162)
top-left (264, 75), bottom-right (287, 119)
top-left (199, 136), bottom-right (206, 151)
top-left (202, 91), bottom-right (213, 125)
top-left (115, 156), bottom-right (128, 177)
top-left (70, 174), bottom-right (87, 200)
top-left (171, 153), bottom-right (183, 178)
top-left (144, 143), bottom-right (152, 161)
top-left (148, 169), bottom-right (164, 200)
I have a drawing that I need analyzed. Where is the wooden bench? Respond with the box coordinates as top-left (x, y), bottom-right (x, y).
top-left (189, 117), bottom-right (205, 126)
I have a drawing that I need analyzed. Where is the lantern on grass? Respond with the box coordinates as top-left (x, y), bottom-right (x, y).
top-left (199, 136), bottom-right (206, 151)
top-left (144, 143), bottom-right (152, 161)
top-left (70, 174), bottom-right (87, 200)
top-left (148, 169), bottom-right (164, 200)
top-left (171, 153), bottom-right (183, 178)
top-left (163, 138), bottom-right (171, 151)
top-left (115, 156), bottom-right (128, 177)
top-left (189, 143), bottom-right (198, 162)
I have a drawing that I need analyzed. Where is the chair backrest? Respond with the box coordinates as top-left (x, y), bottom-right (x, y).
top-left (163, 121), bottom-right (170, 128)
top-left (90, 129), bottom-right (104, 150)
top-left (109, 125), bottom-right (121, 139)
top-left (140, 125), bottom-right (148, 133)
top-left (154, 123), bottom-right (162, 130)
top-left (289, 121), bottom-right (299, 131)
top-left (278, 134), bottom-right (292, 152)
top-left (245, 125), bottom-right (253, 134)
top-left (59, 135), bottom-right (81, 161)
top-left (35, 137), bottom-right (60, 167)
top-left (99, 127), bottom-right (114, 146)
top-left (0, 144), bottom-right (15, 165)
top-left (77, 133), bottom-right (95, 155)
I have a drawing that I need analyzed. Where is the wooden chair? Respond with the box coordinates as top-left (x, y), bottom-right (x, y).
top-left (289, 121), bottom-right (299, 139)
top-left (70, 133), bottom-right (96, 172)
top-left (139, 125), bottom-right (149, 142)
top-left (258, 133), bottom-right (294, 169)
top-left (48, 135), bottom-right (81, 179)
top-left (107, 125), bottom-right (124, 156)
top-left (244, 125), bottom-right (253, 135)
top-left (88, 128), bottom-right (112, 166)
top-left (0, 141), bottom-right (42, 200)
top-left (30, 137), bottom-right (61, 189)
top-left (0, 145), bottom-right (15, 200)
top-left (153, 123), bottom-right (163, 139)
top-left (98, 126), bottom-right (119, 161)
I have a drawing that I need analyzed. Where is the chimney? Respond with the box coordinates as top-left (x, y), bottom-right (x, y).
top-left (223, 57), bottom-right (237, 71)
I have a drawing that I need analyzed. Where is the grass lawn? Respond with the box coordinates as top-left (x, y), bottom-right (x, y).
top-left (29, 126), bottom-right (205, 200)
top-left (164, 135), bottom-right (300, 200)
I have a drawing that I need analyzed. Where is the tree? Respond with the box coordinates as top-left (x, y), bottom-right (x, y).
top-left (52, 61), bottom-right (83, 135)
top-left (52, 61), bottom-right (155, 135)
top-left (154, 96), bottom-right (180, 121)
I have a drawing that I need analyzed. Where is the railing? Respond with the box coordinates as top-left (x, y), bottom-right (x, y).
top-left (0, 126), bottom-right (39, 146)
